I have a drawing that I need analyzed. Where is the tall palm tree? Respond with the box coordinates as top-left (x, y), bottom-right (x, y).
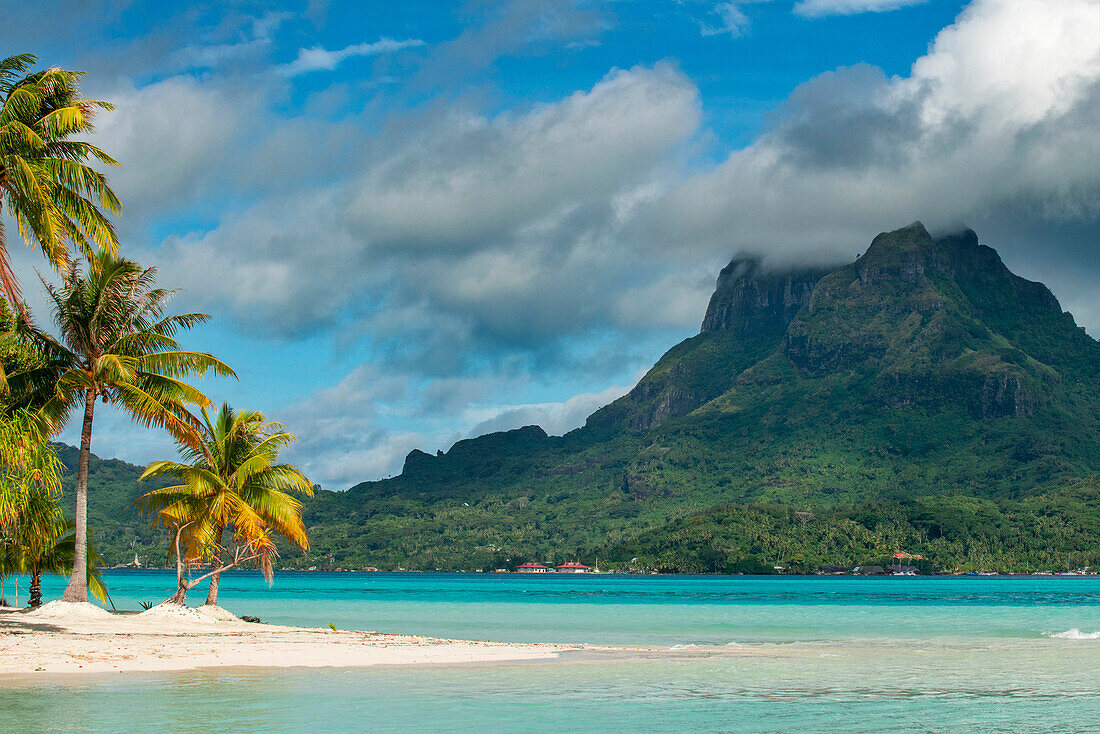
top-left (138, 404), bottom-right (313, 606)
top-left (13, 251), bottom-right (235, 602)
top-left (0, 54), bottom-right (120, 314)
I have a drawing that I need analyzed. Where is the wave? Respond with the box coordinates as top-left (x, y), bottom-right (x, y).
top-left (1046, 629), bottom-right (1100, 639)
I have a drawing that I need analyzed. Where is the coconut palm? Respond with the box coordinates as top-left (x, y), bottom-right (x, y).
top-left (2, 465), bottom-right (64, 608)
top-left (0, 409), bottom-right (60, 534)
top-left (0, 54), bottom-right (120, 314)
top-left (155, 512), bottom-right (278, 605)
top-left (11, 251), bottom-right (235, 602)
top-left (1, 504), bottom-right (111, 608)
top-left (138, 404), bottom-right (313, 605)
top-left (0, 408), bottom-right (107, 607)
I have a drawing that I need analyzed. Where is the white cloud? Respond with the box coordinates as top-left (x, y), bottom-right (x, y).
top-left (169, 11), bottom-right (293, 72)
top-left (639, 0), bottom-right (1100, 268)
top-left (279, 366), bottom-right (420, 485)
top-left (279, 363), bottom-right (645, 487)
top-left (151, 189), bottom-right (365, 334)
top-left (793, 0), bottom-right (927, 18)
top-left (280, 38), bottom-right (426, 76)
top-left (91, 76), bottom-right (262, 217)
top-left (156, 64), bottom-right (703, 344)
top-left (700, 3), bottom-right (752, 37)
top-left (344, 63), bottom-right (699, 252)
top-left (468, 377), bottom-right (642, 438)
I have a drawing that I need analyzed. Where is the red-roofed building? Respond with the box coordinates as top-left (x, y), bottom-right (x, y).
top-left (555, 562), bottom-right (591, 574)
top-left (516, 562), bottom-right (551, 573)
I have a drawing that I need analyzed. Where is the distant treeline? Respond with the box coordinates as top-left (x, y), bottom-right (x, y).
top-left (595, 482), bottom-right (1100, 574)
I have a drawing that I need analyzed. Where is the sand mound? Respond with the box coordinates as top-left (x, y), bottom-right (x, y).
top-left (138, 602), bottom-right (241, 624)
top-left (195, 604), bottom-right (241, 622)
top-left (26, 600), bottom-right (114, 621)
top-left (138, 602), bottom-right (216, 622)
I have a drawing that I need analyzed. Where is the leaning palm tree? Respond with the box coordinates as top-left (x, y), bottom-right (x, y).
top-left (138, 404), bottom-right (313, 606)
top-left (0, 54), bottom-right (120, 314)
top-left (12, 251), bottom-right (235, 602)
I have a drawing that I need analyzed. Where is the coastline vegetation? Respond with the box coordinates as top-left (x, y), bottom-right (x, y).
top-left (0, 53), bottom-right (312, 608)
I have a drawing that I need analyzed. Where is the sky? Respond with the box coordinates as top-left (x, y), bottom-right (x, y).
top-left (2, 0), bottom-right (1098, 489)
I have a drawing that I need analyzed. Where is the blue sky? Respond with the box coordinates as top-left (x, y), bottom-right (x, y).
top-left (5, 0), bottom-right (1098, 487)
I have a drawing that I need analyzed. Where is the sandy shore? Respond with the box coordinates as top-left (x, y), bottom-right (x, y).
top-left (0, 602), bottom-right (586, 675)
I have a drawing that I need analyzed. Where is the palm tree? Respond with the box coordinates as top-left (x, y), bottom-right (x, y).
top-left (2, 503), bottom-right (111, 608)
top-left (0, 54), bottom-right (120, 314)
top-left (0, 409), bottom-right (61, 535)
top-left (12, 251), bottom-right (235, 602)
top-left (138, 404), bottom-right (313, 605)
top-left (0, 408), bottom-right (107, 607)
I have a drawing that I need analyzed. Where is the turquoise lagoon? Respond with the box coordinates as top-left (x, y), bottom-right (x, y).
top-left (2, 572), bottom-right (1098, 732)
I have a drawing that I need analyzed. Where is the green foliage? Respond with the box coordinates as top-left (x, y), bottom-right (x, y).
top-left (595, 479), bottom-right (1100, 574)
top-left (137, 403), bottom-right (313, 595)
top-left (0, 411), bottom-right (108, 605)
top-left (0, 53), bottom-right (121, 311)
top-left (0, 409), bottom-right (62, 531)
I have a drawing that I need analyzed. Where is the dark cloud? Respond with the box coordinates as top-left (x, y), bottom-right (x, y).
top-left (767, 64), bottom-right (928, 170)
top-left (150, 63), bottom-right (703, 350)
top-left (636, 0), bottom-right (1100, 303)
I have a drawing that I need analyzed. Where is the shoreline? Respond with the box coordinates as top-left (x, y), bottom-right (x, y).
top-left (3, 593), bottom-right (1095, 679)
top-left (94, 568), bottom-right (1098, 577)
top-left (0, 603), bottom-right (591, 676)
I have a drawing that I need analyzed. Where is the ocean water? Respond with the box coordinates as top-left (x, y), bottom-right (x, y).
top-left (2, 571), bottom-right (1098, 732)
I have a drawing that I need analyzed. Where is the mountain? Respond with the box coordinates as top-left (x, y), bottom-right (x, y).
top-left (72, 223), bottom-right (1100, 572)
top-left (291, 222), bottom-right (1100, 572)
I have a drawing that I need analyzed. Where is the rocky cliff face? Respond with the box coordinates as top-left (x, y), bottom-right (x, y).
top-left (587, 256), bottom-right (832, 432)
top-left (783, 222), bottom-right (1088, 419)
top-left (701, 256), bottom-right (829, 336)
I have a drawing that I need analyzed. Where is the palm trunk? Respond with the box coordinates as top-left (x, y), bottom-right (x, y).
top-left (168, 582), bottom-right (190, 605)
top-left (61, 391), bottom-right (95, 602)
top-left (168, 525), bottom-right (190, 605)
top-left (29, 571), bottom-right (42, 609)
top-left (204, 525), bottom-right (225, 606)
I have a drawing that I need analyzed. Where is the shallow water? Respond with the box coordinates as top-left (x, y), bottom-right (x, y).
top-left (2, 572), bottom-right (1097, 732)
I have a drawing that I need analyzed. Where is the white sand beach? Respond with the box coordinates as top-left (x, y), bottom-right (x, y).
top-left (0, 602), bottom-right (584, 675)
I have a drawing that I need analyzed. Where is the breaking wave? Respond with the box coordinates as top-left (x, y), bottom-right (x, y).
top-left (1046, 629), bottom-right (1100, 639)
